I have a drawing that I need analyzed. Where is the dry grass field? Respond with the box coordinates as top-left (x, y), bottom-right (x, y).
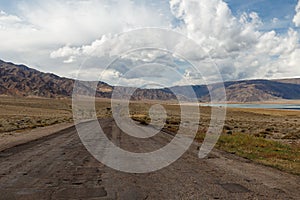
top-left (0, 96), bottom-right (73, 133)
top-left (129, 101), bottom-right (300, 175)
top-left (0, 96), bottom-right (299, 174)
top-left (0, 96), bottom-right (114, 133)
top-left (129, 101), bottom-right (300, 141)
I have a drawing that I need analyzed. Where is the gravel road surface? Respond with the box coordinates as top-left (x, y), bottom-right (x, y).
top-left (0, 118), bottom-right (299, 199)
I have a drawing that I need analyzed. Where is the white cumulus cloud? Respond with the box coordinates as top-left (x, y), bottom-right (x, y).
top-left (293, 0), bottom-right (300, 27)
top-left (168, 0), bottom-right (300, 81)
top-left (0, 0), bottom-right (300, 85)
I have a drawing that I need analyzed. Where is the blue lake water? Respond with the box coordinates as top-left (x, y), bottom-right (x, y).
top-left (201, 104), bottom-right (300, 111)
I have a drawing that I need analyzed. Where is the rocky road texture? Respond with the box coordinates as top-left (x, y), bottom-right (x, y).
top-left (0, 118), bottom-right (299, 199)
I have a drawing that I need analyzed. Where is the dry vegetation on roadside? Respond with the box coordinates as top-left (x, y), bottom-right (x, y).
top-left (0, 96), bottom-right (112, 133)
top-left (129, 101), bottom-right (300, 175)
top-left (0, 96), bottom-right (73, 133)
top-left (0, 96), bottom-right (299, 174)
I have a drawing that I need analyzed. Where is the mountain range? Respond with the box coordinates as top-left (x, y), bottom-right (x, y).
top-left (1, 59), bottom-right (300, 102)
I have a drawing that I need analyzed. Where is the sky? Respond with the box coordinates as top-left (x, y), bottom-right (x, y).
top-left (0, 0), bottom-right (300, 86)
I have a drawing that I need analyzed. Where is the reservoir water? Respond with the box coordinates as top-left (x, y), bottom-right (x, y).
top-left (201, 104), bottom-right (300, 110)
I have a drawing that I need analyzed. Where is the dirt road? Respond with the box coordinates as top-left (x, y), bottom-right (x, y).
top-left (0, 118), bottom-right (299, 199)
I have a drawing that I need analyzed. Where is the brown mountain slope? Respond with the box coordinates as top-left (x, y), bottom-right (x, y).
top-left (200, 80), bottom-right (300, 102)
top-left (0, 60), bottom-right (112, 98)
top-left (0, 60), bottom-right (174, 100)
top-left (0, 60), bottom-right (299, 102)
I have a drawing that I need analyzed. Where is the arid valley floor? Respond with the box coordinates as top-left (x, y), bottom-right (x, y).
top-left (0, 96), bottom-right (299, 199)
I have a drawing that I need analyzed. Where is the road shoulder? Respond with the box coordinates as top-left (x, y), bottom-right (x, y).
top-left (0, 122), bottom-right (74, 152)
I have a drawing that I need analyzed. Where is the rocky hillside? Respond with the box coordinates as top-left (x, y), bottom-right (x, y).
top-left (205, 79), bottom-right (300, 102)
top-left (170, 79), bottom-right (300, 102)
top-left (0, 60), bottom-right (299, 102)
top-left (0, 60), bottom-right (112, 98)
top-left (0, 60), bottom-right (174, 100)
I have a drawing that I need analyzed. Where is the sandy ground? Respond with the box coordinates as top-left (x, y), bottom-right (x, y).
top-left (0, 122), bottom-right (74, 152)
top-left (0, 118), bottom-right (299, 199)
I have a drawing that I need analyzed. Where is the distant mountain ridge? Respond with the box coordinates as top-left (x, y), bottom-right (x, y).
top-left (0, 59), bottom-right (299, 102)
top-left (0, 60), bottom-right (114, 98)
top-left (197, 79), bottom-right (300, 102)
top-left (0, 60), bottom-right (174, 100)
